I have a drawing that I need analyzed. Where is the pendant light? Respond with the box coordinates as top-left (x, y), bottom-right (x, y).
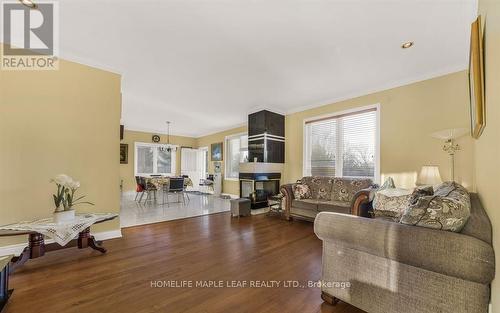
top-left (160, 121), bottom-right (176, 153)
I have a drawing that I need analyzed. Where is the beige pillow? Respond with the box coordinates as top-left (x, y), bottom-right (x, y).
top-left (373, 188), bottom-right (412, 221)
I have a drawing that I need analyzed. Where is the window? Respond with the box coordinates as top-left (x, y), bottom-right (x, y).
top-left (225, 134), bottom-right (248, 180)
top-left (304, 106), bottom-right (379, 180)
top-left (134, 142), bottom-right (176, 176)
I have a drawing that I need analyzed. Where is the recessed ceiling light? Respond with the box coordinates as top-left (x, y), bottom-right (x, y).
top-left (18, 0), bottom-right (37, 9)
top-left (401, 41), bottom-right (414, 49)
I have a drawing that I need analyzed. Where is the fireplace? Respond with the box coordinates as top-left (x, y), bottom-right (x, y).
top-left (238, 110), bottom-right (285, 209)
top-left (239, 172), bottom-right (281, 209)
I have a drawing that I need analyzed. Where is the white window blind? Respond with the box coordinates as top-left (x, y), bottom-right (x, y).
top-left (225, 134), bottom-right (248, 179)
top-left (135, 143), bottom-right (176, 176)
top-left (304, 108), bottom-right (377, 179)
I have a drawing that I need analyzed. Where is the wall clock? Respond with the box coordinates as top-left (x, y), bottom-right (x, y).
top-left (152, 135), bottom-right (160, 143)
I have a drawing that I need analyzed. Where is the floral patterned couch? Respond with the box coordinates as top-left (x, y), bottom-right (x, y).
top-left (280, 176), bottom-right (375, 221)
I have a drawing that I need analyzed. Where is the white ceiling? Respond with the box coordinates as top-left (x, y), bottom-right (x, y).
top-left (56, 0), bottom-right (477, 137)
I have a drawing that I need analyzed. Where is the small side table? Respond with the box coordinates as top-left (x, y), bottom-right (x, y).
top-left (267, 194), bottom-right (284, 217)
top-left (0, 255), bottom-right (12, 312)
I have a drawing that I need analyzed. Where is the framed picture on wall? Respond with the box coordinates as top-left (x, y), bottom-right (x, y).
top-left (120, 144), bottom-right (128, 164)
top-left (211, 142), bottom-right (223, 161)
top-left (469, 15), bottom-right (485, 139)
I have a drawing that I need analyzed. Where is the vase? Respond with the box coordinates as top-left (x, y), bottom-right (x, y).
top-left (53, 209), bottom-right (75, 223)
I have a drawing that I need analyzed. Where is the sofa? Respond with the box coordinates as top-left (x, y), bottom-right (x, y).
top-left (314, 189), bottom-right (495, 313)
top-left (280, 176), bottom-right (374, 221)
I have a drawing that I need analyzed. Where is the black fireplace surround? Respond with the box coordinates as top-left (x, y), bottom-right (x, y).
top-left (239, 172), bottom-right (281, 209)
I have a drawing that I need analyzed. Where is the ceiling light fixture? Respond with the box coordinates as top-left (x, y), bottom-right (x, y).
top-left (18, 0), bottom-right (37, 9)
top-left (159, 121), bottom-right (176, 153)
top-left (401, 41), bottom-right (414, 49)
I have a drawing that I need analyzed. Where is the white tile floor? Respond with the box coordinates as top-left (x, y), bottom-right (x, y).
top-left (120, 191), bottom-right (231, 228)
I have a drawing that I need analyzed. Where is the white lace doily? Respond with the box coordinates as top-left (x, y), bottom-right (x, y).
top-left (0, 213), bottom-right (117, 246)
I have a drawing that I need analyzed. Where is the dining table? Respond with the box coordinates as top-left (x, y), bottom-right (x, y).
top-left (146, 176), bottom-right (193, 190)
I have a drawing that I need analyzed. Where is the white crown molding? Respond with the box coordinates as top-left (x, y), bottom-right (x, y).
top-left (124, 125), bottom-right (199, 139)
top-left (0, 229), bottom-right (122, 256)
top-left (194, 122), bottom-right (247, 139)
top-left (59, 50), bottom-right (122, 76)
top-left (284, 65), bottom-right (467, 115)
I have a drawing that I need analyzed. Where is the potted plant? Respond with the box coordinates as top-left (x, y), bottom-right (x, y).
top-left (51, 174), bottom-right (94, 223)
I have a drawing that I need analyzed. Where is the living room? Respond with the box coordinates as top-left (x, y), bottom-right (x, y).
top-left (0, 0), bottom-right (499, 313)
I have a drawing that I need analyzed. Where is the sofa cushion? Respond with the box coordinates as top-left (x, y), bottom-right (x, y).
top-left (292, 183), bottom-right (312, 200)
top-left (400, 182), bottom-right (471, 232)
top-left (301, 176), bottom-right (333, 200)
top-left (292, 199), bottom-right (318, 211)
top-left (290, 207), bottom-right (318, 219)
top-left (317, 200), bottom-right (350, 214)
top-left (331, 178), bottom-right (372, 202)
top-left (373, 188), bottom-right (412, 221)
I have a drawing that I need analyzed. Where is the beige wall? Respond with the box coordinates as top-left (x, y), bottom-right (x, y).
top-left (195, 126), bottom-right (247, 195)
top-left (284, 71), bottom-right (474, 189)
top-left (120, 130), bottom-right (197, 191)
top-left (476, 1), bottom-right (500, 311)
top-left (0, 52), bottom-right (122, 246)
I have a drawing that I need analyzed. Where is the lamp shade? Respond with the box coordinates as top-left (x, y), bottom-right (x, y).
top-left (430, 128), bottom-right (468, 140)
top-left (416, 165), bottom-right (443, 186)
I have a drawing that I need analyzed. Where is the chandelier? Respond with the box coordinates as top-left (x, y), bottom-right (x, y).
top-left (159, 121), bottom-right (176, 153)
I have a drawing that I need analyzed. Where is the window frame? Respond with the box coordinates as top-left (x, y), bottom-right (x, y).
top-left (134, 142), bottom-right (177, 177)
top-left (302, 104), bottom-right (380, 183)
top-left (224, 132), bottom-right (248, 181)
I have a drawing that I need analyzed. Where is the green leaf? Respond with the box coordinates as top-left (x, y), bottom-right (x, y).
top-left (73, 201), bottom-right (95, 206)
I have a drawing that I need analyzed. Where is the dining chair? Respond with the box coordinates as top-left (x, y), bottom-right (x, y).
top-left (134, 176), bottom-right (145, 201)
top-left (163, 177), bottom-right (185, 206)
top-left (182, 175), bottom-right (190, 201)
top-left (142, 177), bottom-right (158, 203)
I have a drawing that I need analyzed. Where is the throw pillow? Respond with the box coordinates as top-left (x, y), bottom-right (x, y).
top-left (408, 186), bottom-right (434, 205)
top-left (379, 177), bottom-right (396, 190)
top-left (373, 188), bottom-right (412, 221)
top-left (399, 182), bottom-right (471, 232)
top-left (370, 176), bottom-right (396, 201)
top-left (293, 184), bottom-right (312, 200)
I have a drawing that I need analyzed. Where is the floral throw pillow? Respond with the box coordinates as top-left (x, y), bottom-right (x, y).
top-left (400, 182), bottom-right (471, 232)
top-left (293, 184), bottom-right (312, 200)
top-left (373, 188), bottom-right (412, 221)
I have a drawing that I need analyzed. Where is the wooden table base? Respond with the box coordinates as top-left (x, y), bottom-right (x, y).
top-left (9, 227), bottom-right (106, 273)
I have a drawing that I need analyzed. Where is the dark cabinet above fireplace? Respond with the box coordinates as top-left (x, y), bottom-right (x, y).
top-left (248, 110), bottom-right (285, 137)
top-left (248, 110), bottom-right (285, 163)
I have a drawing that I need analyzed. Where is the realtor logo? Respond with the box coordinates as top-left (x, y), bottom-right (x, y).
top-left (1, 1), bottom-right (59, 70)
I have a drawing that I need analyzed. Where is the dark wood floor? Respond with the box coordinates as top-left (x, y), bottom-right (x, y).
top-left (5, 212), bottom-right (364, 313)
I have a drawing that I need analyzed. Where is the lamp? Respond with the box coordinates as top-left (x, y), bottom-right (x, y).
top-left (430, 128), bottom-right (468, 181)
top-left (416, 165), bottom-right (443, 186)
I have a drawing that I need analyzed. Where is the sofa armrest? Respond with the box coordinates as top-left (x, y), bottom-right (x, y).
top-left (280, 184), bottom-right (295, 220)
top-left (350, 187), bottom-right (376, 217)
top-left (314, 212), bottom-right (495, 284)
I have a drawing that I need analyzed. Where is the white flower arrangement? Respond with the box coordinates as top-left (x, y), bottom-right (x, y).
top-left (50, 174), bottom-right (93, 212)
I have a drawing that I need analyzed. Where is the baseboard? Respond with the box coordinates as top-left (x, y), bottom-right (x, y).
top-left (0, 229), bottom-right (122, 256)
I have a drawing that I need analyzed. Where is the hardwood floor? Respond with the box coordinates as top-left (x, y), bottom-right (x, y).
top-left (5, 212), bottom-right (364, 313)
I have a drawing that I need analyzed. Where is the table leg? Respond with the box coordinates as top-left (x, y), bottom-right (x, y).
top-left (9, 233), bottom-right (45, 273)
top-left (78, 228), bottom-right (107, 254)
